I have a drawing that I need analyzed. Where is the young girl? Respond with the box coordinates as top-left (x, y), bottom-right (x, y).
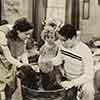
top-left (38, 25), bottom-right (62, 90)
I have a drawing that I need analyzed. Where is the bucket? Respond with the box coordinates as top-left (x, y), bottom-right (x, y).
top-left (22, 85), bottom-right (66, 100)
top-left (18, 64), bottom-right (77, 100)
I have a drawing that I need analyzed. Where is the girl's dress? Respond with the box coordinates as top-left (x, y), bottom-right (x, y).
top-left (39, 42), bottom-right (62, 90)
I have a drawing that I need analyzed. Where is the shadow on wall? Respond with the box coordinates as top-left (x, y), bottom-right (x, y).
top-left (80, 33), bottom-right (100, 43)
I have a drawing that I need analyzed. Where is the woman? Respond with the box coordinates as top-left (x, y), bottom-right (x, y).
top-left (7, 17), bottom-right (34, 63)
top-left (0, 20), bottom-right (24, 100)
top-left (6, 17), bottom-right (37, 99)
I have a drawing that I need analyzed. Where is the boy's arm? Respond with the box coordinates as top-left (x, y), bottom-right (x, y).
top-left (61, 47), bottom-right (94, 89)
top-left (51, 49), bottom-right (63, 66)
top-left (71, 47), bottom-right (94, 86)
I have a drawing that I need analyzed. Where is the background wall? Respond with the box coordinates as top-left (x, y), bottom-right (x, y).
top-left (80, 0), bottom-right (100, 42)
top-left (1, 0), bottom-right (100, 43)
top-left (1, 0), bottom-right (33, 24)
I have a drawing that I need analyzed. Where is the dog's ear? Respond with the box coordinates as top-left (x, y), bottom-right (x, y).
top-left (16, 69), bottom-right (24, 79)
top-left (16, 65), bottom-right (33, 79)
top-left (19, 65), bottom-right (33, 71)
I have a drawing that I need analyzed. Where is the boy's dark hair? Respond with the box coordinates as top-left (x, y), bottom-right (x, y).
top-left (59, 24), bottom-right (77, 40)
top-left (0, 19), bottom-right (8, 26)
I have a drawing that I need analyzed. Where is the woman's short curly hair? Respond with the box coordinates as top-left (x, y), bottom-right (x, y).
top-left (7, 17), bottom-right (34, 40)
top-left (13, 17), bottom-right (34, 32)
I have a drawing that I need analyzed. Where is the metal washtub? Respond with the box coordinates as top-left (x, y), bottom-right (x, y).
top-left (22, 85), bottom-right (66, 100)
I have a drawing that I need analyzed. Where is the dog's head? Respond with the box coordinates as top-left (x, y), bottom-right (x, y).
top-left (17, 65), bottom-right (40, 89)
top-left (17, 65), bottom-right (33, 79)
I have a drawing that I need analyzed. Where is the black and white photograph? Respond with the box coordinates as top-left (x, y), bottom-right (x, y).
top-left (0, 0), bottom-right (99, 100)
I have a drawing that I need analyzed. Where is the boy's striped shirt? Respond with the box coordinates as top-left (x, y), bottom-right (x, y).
top-left (61, 50), bottom-right (82, 61)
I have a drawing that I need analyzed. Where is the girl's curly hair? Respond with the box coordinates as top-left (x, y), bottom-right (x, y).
top-left (41, 25), bottom-right (57, 41)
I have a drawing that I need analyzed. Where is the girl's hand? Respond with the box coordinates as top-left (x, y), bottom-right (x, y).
top-left (39, 60), bottom-right (53, 73)
top-left (60, 81), bottom-right (75, 90)
top-left (31, 64), bottom-right (40, 72)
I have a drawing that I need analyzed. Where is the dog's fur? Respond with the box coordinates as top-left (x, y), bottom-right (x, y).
top-left (17, 65), bottom-right (40, 89)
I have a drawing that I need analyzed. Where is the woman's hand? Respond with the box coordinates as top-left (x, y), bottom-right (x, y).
top-left (1, 45), bottom-right (24, 68)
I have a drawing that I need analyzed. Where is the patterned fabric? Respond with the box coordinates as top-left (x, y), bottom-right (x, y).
top-left (38, 42), bottom-right (63, 90)
top-left (0, 25), bottom-right (15, 91)
top-left (7, 38), bottom-right (24, 59)
top-left (39, 42), bottom-right (58, 59)
top-left (39, 42), bottom-right (58, 73)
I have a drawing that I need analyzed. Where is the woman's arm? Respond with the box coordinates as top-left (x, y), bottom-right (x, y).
top-left (1, 45), bottom-right (23, 68)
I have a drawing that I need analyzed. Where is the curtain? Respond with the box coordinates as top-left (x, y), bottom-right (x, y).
top-left (0, 0), bottom-right (1, 20)
top-left (65, 0), bottom-right (72, 24)
top-left (65, 0), bottom-right (80, 30)
top-left (71, 0), bottom-right (80, 30)
top-left (32, 0), bottom-right (47, 47)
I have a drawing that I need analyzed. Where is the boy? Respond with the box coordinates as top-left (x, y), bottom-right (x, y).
top-left (52, 24), bottom-right (94, 100)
